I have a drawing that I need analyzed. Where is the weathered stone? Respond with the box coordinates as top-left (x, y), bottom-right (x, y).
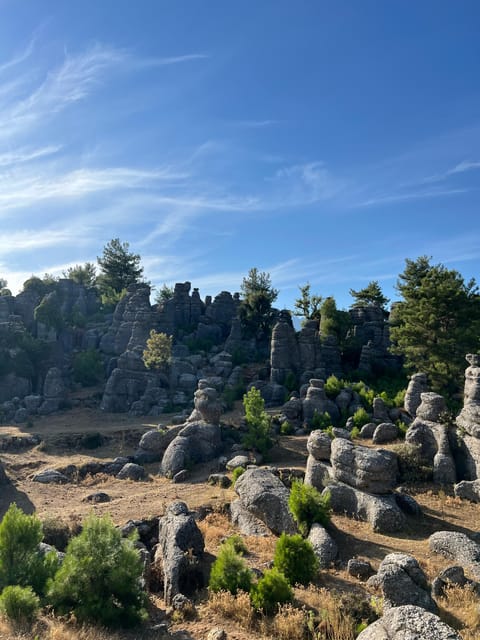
top-left (230, 499), bottom-right (270, 536)
top-left (360, 422), bottom-right (377, 439)
top-left (38, 367), bottom-right (65, 415)
top-left (161, 422), bottom-right (222, 476)
top-left (83, 492), bottom-right (111, 503)
top-left (373, 397), bottom-right (390, 423)
top-left (226, 455), bottom-right (250, 470)
top-left (32, 469), bottom-right (69, 484)
top-left (156, 501), bottom-right (204, 604)
top-left (23, 395), bottom-right (42, 414)
top-left (429, 531), bottom-right (480, 579)
top-left (367, 552), bottom-right (436, 612)
top-left (173, 469), bottom-right (189, 483)
top-left (404, 372), bottom-right (428, 416)
top-left (207, 628), bottom-right (227, 640)
top-left (456, 355), bottom-right (480, 479)
top-left (431, 566), bottom-right (468, 598)
top-left (302, 379), bottom-right (329, 425)
top-left (307, 523), bottom-right (337, 568)
top-left (304, 456), bottom-right (332, 490)
top-left (454, 479), bottom-right (480, 502)
top-left (192, 385), bottom-right (222, 424)
top-left (330, 439), bottom-right (398, 494)
top-left (270, 311), bottom-right (300, 385)
top-left (208, 474), bottom-right (231, 488)
top-left (416, 393), bottom-right (447, 422)
top-left (325, 482), bottom-right (405, 533)
top-left (357, 605), bottom-right (461, 639)
top-left (116, 463), bottom-right (146, 481)
top-left (373, 422), bottom-right (398, 444)
top-left (307, 430), bottom-right (332, 461)
top-left (234, 468), bottom-right (297, 536)
top-left (332, 427), bottom-right (351, 440)
top-left (347, 558), bottom-right (374, 580)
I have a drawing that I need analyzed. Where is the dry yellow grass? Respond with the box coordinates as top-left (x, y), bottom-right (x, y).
top-left (271, 604), bottom-right (307, 640)
top-left (439, 585), bottom-right (480, 640)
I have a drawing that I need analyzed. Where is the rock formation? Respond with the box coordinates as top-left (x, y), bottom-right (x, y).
top-left (357, 605), bottom-right (461, 639)
top-left (456, 354), bottom-right (480, 479)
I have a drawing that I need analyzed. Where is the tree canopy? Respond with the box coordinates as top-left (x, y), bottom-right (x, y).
top-left (239, 268), bottom-right (278, 336)
top-left (390, 256), bottom-right (480, 397)
top-left (97, 238), bottom-right (144, 300)
top-left (142, 330), bottom-right (172, 370)
top-left (0, 278), bottom-right (11, 296)
top-left (349, 280), bottom-right (389, 310)
top-left (294, 283), bottom-right (322, 322)
top-left (63, 262), bottom-right (97, 287)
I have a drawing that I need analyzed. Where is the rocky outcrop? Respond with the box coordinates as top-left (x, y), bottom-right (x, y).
top-left (367, 553), bottom-right (436, 612)
top-left (156, 501), bottom-right (204, 604)
top-left (161, 422), bottom-right (222, 477)
top-left (270, 311), bottom-right (300, 385)
top-left (38, 367), bottom-right (65, 415)
top-left (357, 605), bottom-right (461, 640)
top-left (233, 468), bottom-right (296, 536)
top-left (454, 479), bottom-right (480, 502)
top-left (302, 379), bottom-right (329, 425)
top-left (404, 373), bottom-right (428, 417)
top-left (456, 354), bottom-right (480, 479)
top-left (406, 392), bottom-right (456, 485)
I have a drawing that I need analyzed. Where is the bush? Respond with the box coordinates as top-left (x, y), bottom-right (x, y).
top-left (310, 411), bottom-right (332, 431)
top-left (73, 350), bottom-right (104, 387)
top-left (280, 420), bottom-right (294, 435)
top-left (288, 480), bottom-right (331, 536)
top-left (223, 534), bottom-right (248, 555)
top-left (324, 375), bottom-right (344, 399)
top-left (0, 585), bottom-right (39, 623)
top-left (352, 407), bottom-right (370, 429)
top-left (242, 387), bottom-right (273, 456)
top-left (273, 533), bottom-right (318, 586)
top-left (209, 542), bottom-right (252, 595)
top-left (0, 503), bottom-right (58, 595)
top-left (250, 568), bottom-right (293, 614)
top-left (47, 513), bottom-right (147, 628)
top-left (142, 330), bottom-right (173, 370)
top-left (232, 466), bottom-right (246, 483)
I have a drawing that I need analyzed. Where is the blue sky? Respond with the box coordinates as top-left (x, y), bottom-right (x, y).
top-left (0, 1), bottom-right (479, 310)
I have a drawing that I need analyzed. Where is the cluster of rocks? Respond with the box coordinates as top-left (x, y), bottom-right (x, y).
top-left (32, 457), bottom-right (148, 484)
top-left (1, 366), bottom-right (66, 422)
top-left (305, 431), bottom-right (414, 533)
top-left (455, 354), bottom-right (480, 480)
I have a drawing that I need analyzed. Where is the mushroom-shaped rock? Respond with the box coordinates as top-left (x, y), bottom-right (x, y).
top-left (234, 468), bottom-right (296, 536)
top-left (156, 501), bottom-right (204, 604)
top-left (404, 372), bottom-right (428, 416)
top-left (307, 430), bottom-right (332, 461)
top-left (416, 392), bottom-right (447, 422)
top-left (193, 385), bottom-right (222, 424)
top-left (357, 605), bottom-right (461, 640)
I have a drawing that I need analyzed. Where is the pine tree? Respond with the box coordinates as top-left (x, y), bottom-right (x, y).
top-left (97, 238), bottom-right (144, 298)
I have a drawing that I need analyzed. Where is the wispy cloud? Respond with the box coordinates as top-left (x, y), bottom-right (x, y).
top-left (272, 161), bottom-right (345, 204)
top-left (235, 119), bottom-right (281, 128)
top-left (0, 37), bottom-right (36, 74)
top-left (359, 187), bottom-right (470, 207)
top-left (138, 53), bottom-right (209, 67)
top-left (0, 145), bottom-right (61, 167)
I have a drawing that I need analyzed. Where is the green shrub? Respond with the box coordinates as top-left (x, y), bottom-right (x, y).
top-left (0, 504), bottom-right (58, 596)
top-left (352, 407), bottom-right (370, 429)
top-left (280, 420), bottom-right (294, 435)
top-left (250, 568), bottom-right (293, 614)
top-left (0, 585), bottom-right (39, 623)
top-left (242, 387), bottom-right (273, 456)
top-left (232, 466), bottom-right (246, 483)
top-left (209, 542), bottom-right (252, 595)
top-left (324, 375), bottom-right (344, 399)
top-left (223, 534), bottom-right (248, 555)
top-left (288, 480), bottom-right (331, 536)
top-left (393, 443), bottom-right (433, 483)
top-left (394, 389), bottom-right (407, 408)
top-left (310, 411), bottom-right (332, 431)
top-left (273, 533), bottom-right (318, 586)
top-left (73, 350), bottom-right (104, 387)
top-left (352, 381), bottom-right (375, 411)
top-left (47, 513), bottom-right (147, 628)
top-left (350, 426), bottom-right (360, 439)
top-left (284, 371), bottom-right (298, 393)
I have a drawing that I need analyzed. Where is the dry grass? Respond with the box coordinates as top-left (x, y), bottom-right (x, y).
top-left (298, 587), bottom-right (358, 640)
top-left (198, 511), bottom-right (236, 551)
top-left (207, 590), bottom-right (255, 629)
top-left (271, 604), bottom-right (307, 640)
top-left (438, 585), bottom-right (480, 640)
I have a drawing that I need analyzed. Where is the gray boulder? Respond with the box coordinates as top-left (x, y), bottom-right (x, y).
top-left (156, 501), bottom-right (204, 604)
top-left (367, 552), bottom-right (436, 612)
top-left (191, 385), bottom-right (222, 424)
top-left (347, 558), bottom-right (374, 580)
top-left (230, 499), bottom-right (270, 536)
top-left (325, 482), bottom-right (405, 533)
top-left (431, 566), bottom-right (468, 598)
top-left (357, 605), bottom-right (461, 639)
top-left (307, 523), bottom-right (337, 568)
top-left (373, 422), bottom-right (398, 444)
top-left (373, 397), bottom-right (390, 423)
top-left (456, 354), bottom-right (480, 479)
top-left (234, 468), bottom-right (296, 536)
top-left (330, 438), bottom-right (398, 494)
top-left (416, 392), bottom-right (447, 422)
top-left (32, 469), bottom-right (69, 484)
top-left (161, 422), bottom-right (222, 476)
top-left (360, 422), bottom-right (377, 439)
top-left (302, 379), bottom-right (329, 425)
top-left (454, 479), bottom-right (480, 502)
top-left (304, 456), bottom-right (332, 491)
top-left (429, 531), bottom-right (480, 579)
top-left (307, 430), bottom-right (332, 461)
top-left (116, 463), bottom-right (146, 481)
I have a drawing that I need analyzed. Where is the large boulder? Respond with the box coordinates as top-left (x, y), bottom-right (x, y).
top-left (456, 354), bottom-right (480, 479)
top-left (325, 482), bottom-right (405, 533)
top-left (302, 379), bottom-right (329, 425)
top-left (307, 430), bottom-right (332, 461)
top-left (357, 605), bottom-right (461, 639)
top-left (234, 468), bottom-right (296, 536)
top-left (191, 384), bottom-right (222, 424)
top-left (307, 523), bottom-right (337, 568)
top-left (429, 531), bottom-right (480, 579)
top-left (367, 553), bottom-right (436, 612)
top-left (156, 501), bottom-right (204, 604)
top-left (38, 367), bottom-right (65, 415)
top-left (416, 392), bottom-right (446, 422)
top-left (330, 439), bottom-right (398, 494)
top-left (161, 422), bottom-right (222, 477)
top-left (454, 479), bottom-right (480, 502)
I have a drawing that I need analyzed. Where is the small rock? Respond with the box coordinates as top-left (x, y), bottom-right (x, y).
top-left (347, 558), bottom-right (374, 581)
top-left (226, 455), bottom-right (250, 470)
top-left (359, 422), bottom-right (377, 439)
top-left (83, 492), bottom-right (111, 503)
top-left (116, 463), bottom-right (146, 481)
top-left (208, 474), bottom-right (231, 488)
top-left (32, 469), bottom-right (69, 484)
top-left (173, 469), bottom-right (189, 483)
top-left (372, 422), bottom-right (398, 444)
top-left (207, 629), bottom-right (227, 640)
